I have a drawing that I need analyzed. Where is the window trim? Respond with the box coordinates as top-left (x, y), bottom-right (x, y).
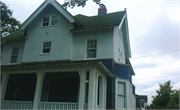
top-left (85, 39), bottom-right (97, 59)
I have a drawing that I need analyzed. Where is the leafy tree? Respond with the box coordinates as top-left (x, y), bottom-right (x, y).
top-left (62, 0), bottom-right (101, 9)
top-left (166, 90), bottom-right (179, 109)
top-left (150, 80), bottom-right (179, 109)
top-left (0, 1), bottom-right (21, 37)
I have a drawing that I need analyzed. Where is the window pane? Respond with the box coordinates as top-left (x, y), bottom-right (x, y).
top-left (118, 96), bottom-right (125, 108)
top-left (43, 17), bottom-right (49, 26)
top-left (43, 48), bottom-right (50, 53)
top-left (118, 82), bottom-right (125, 95)
top-left (51, 16), bottom-right (59, 25)
top-left (10, 56), bottom-right (17, 63)
top-left (87, 49), bottom-right (96, 58)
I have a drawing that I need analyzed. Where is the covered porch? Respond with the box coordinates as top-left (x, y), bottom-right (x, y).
top-left (1, 61), bottom-right (113, 109)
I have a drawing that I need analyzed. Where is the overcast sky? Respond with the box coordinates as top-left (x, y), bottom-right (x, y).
top-left (3, 0), bottom-right (180, 105)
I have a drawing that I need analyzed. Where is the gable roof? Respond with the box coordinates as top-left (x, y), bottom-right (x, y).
top-left (71, 11), bottom-right (126, 31)
top-left (21, 0), bottom-right (77, 30)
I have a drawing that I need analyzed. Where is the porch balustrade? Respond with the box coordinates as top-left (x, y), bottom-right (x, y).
top-left (37, 102), bottom-right (78, 110)
top-left (1, 101), bottom-right (33, 109)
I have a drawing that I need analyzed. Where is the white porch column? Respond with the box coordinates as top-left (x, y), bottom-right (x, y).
top-left (1, 73), bottom-right (10, 101)
top-left (78, 71), bottom-right (86, 109)
top-left (33, 72), bottom-right (46, 109)
top-left (88, 69), bottom-right (96, 109)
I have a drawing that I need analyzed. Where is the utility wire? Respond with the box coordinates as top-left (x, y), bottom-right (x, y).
top-left (130, 49), bottom-right (180, 59)
top-left (133, 74), bottom-right (180, 80)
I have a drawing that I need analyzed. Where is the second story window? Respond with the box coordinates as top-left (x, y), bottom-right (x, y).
top-left (10, 47), bottom-right (19, 63)
top-left (43, 17), bottom-right (49, 26)
top-left (43, 42), bottom-right (51, 53)
top-left (86, 39), bottom-right (97, 58)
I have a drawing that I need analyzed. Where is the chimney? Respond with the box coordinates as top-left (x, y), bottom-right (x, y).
top-left (98, 4), bottom-right (107, 15)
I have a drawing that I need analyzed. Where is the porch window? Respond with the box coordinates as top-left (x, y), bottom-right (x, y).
top-left (86, 39), bottom-right (97, 58)
top-left (43, 42), bottom-right (51, 53)
top-left (117, 82), bottom-right (126, 108)
top-left (4, 74), bottom-right (37, 101)
top-left (10, 47), bottom-right (19, 63)
top-left (41, 72), bottom-right (80, 102)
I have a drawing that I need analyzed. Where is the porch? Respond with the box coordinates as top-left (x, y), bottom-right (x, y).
top-left (1, 61), bottom-right (111, 109)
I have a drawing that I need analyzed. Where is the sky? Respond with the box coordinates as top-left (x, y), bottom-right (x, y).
top-left (3, 0), bottom-right (180, 105)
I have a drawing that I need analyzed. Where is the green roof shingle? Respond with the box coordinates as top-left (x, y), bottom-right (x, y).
top-left (1, 30), bottom-right (26, 41)
top-left (71, 11), bottom-right (126, 31)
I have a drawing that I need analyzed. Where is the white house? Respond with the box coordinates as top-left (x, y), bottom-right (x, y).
top-left (1, 0), bottom-right (136, 109)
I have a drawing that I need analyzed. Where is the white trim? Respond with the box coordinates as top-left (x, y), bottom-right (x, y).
top-left (85, 39), bottom-right (98, 59)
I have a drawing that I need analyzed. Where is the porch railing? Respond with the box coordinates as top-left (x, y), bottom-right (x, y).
top-left (1, 101), bottom-right (33, 109)
top-left (37, 102), bottom-right (78, 110)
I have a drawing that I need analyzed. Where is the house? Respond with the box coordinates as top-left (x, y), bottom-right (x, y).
top-left (1, 0), bottom-right (136, 109)
top-left (136, 95), bottom-right (148, 110)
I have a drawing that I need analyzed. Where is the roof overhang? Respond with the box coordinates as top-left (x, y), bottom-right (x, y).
top-left (21, 0), bottom-right (76, 30)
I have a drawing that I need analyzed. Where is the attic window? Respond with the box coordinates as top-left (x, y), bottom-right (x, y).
top-left (51, 15), bottom-right (59, 25)
top-left (43, 17), bottom-right (49, 26)
top-left (42, 15), bottom-right (59, 27)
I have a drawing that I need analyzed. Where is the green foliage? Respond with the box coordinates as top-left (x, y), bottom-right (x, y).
top-left (62, 0), bottom-right (101, 9)
top-left (166, 90), bottom-right (179, 109)
top-left (0, 1), bottom-right (21, 37)
top-left (150, 80), bottom-right (179, 109)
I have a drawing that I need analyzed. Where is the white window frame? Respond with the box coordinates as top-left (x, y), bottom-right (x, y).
top-left (10, 47), bottom-right (19, 63)
top-left (86, 39), bottom-right (97, 59)
top-left (42, 15), bottom-right (59, 27)
top-left (42, 42), bottom-right (51, 54)
top-left (116, 79), bottom-right (127, 110)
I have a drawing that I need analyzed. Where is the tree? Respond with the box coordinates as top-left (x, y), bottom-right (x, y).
top-left (62, 0), bottom-right (101, 9)
top-left (0, 1), bottom-right (21, 37)
top-left (166, 90), bottom-right (179, 109)
top-left (150, 80), bottom-right (179, 109)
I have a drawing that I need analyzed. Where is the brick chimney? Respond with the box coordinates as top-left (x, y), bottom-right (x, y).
top-left (98, 4), bottom-right (107, 15)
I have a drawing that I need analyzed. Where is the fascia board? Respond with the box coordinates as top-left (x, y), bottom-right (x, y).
top-left (20, 1), bottom-right (48, 30)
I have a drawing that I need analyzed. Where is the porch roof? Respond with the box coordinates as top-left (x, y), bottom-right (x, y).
top-left (1, 60), bottom-right (115, 77)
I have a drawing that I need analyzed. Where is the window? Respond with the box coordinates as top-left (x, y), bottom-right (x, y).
top-left (10, 47), bottom-right (19, 63)
top-left (42, 15), bottom-right (59, 27)
top-left (86, 39), bottom-right (97, 58)
top-left (117, 82), bottom-right (126, 108)
top-left (51, 15), bottom-right (59, 25)
top-left (43, 42), bottom-right (51, 53)
top-left (43, 17), bottom-right (49, 26)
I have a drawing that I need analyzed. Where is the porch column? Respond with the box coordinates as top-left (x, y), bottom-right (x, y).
top-left (88, 69), bottom-right (96, 109)
top-left (78, 71), bottom-right (86, 109)
top-left (1, 73), bottom-right (10, 101)
top-left (33, 72), bottom-right (46, 109)
top-left (102, 78), bottom-right (106, 109)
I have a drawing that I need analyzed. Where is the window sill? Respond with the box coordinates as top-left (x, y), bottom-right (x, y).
top-left (40, 53), bottom-right (51, 56)
top-left (40, 24), bottom-right (59, 28)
